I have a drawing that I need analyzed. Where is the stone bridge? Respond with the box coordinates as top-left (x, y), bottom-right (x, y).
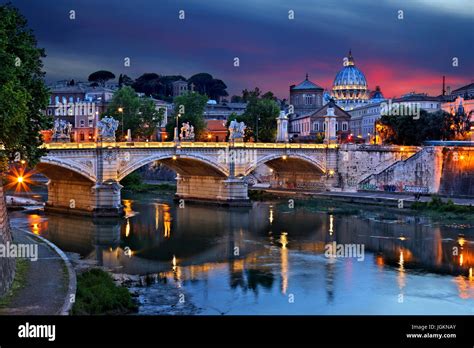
top-left (38, 142), bottom-right (340, 216)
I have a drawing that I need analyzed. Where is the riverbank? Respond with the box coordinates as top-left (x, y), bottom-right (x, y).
top-left (249, 188), bottom-right (474, 220)
top-left (0, 228), bottom-right (75, 315)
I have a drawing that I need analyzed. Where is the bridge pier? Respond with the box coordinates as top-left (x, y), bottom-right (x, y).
top-left (45, 179), bottom-right (123, 217)
top-left (175, 175), bottom-right (250, 206)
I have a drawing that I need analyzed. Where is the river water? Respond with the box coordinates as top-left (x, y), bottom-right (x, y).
top-left (8, 190), bottom-right (474, 315)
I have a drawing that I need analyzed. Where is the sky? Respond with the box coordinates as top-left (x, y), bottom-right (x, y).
top-left (8, 0), bottom-right (474, 99)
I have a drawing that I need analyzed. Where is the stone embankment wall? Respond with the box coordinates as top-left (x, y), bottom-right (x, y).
top-left (0, 185), bottom-right (16, 297)
top-left (358, 146), bottom-right (474, 196)
top-left (439, 147), bottom-right (474, 196)
top-left (337, 144), bottom-right (420, 192)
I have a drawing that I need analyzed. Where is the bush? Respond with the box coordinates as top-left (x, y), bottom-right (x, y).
top-left (72, 269), bottom-right (138, 315)
top-left (120, 171), bottom-right (142, 188)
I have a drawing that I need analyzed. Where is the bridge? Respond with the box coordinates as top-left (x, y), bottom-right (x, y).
top-left (38, 142), bottom-right (341, 216)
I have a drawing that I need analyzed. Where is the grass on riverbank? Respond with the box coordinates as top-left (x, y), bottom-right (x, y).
top-left (120, 171), bottom-right (176, 194)
top-left (0, 258), bottom-right (29, 308)
top-left (411, 196), bottom-right (474, 219)
top-left (123, 182), bottom-right (176, 194)
top-left (72, 269), bottom-right (138, 315)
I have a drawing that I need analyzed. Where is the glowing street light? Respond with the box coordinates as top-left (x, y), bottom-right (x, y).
top-left (17, 176), bottom-right (24, 183)
top-left (118, 107), bottom-right (124, 139)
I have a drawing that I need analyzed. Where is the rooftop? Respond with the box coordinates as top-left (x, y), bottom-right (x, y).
top-left (291, 74), bottom-right (324, 91)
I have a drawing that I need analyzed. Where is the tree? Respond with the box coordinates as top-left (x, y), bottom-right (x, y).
top-left (0, 4), bottom-right (51, 172)
top-left (241, 98), bottom-right (279, 142)
top-left (261, 91), bottom-right (276, 101)
top-left (242, 87), bottom-right (261, 102)
top-left (378, 109), bottom-right (470, 145)
top-left (107, 86), bottom-right (163, 140)
top-left (188, 73), bottom-right (213, 95)
top-left (188, 73), bottom-right (228, 100)
top-left (132, 73), bottom-right (161, 96)
top-left (118, 74), bottom-right (134, 88)
top-left (207, 79), bottom-right (228, 100)
top-left (88, 70), bottom-right (115, 86)
top-left (231, 95), bottom-right (243, 103)
top-left (166, 92), bottom-right (208, 140)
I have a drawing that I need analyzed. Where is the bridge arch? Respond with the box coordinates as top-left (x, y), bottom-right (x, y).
top-left (37, 157), bottom-right (96, 182)
top-left (118, 153), bottom-right (229, 181)
top-left (244, 153), bottom-right (327, 176)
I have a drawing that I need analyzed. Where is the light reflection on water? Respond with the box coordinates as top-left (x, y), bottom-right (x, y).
top-left (9, 194), bottom-right (474, 314)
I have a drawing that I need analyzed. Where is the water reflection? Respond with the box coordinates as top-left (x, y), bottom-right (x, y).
top-left (10, 195), bottom-right (474, 314)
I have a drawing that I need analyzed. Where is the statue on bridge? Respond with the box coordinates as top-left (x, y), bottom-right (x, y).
top-left (97, 116), bottom-right (119, 142)
top-left (179, 122), bottom-right (195, 141)
top-left (52, 119), bottom-right (73, 142)
top-left (229, 120), bottom-right (246, 142)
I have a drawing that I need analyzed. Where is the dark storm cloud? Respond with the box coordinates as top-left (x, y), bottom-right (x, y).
top-left (8, 0), bottom-right (474, 98)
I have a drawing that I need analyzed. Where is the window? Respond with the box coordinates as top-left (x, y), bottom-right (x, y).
top-left (335, 123), bottom-right (338, 131)
top-left (80, 120), bottom-right (85, 127)
top-left (342, 122), bottom-right (348, 131)
top-left (314, 122), bottom-right (319, 131)
top-left (88, 119), bottom-right (93, 127)
top-left (80, 133), bottom-right (85, 141)
top-left (323, 122), bottom-right (326, 131)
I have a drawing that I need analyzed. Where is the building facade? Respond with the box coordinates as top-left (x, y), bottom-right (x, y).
top-left (289, 100), bottom-right (351, 141)
top-left (289, 74), bottom-right (324, 117)
top-left (450, 82), bottom-right (474, 99)
top-left (172, 80), bottom-right (188, 97)
top-left (203, 102), bottom-right (247, 120)
top-left (45, 85), bottom-right (114, 142)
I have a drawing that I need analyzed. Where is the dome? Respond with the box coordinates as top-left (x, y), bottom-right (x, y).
top-left (333, 51), bottom-right (367, 88)
top-left (333, 66), bottom-right (367, 87)
top-left (331, 50), bottom-right (369, 110)
top-left (369, 86), bottom-right (385, 103)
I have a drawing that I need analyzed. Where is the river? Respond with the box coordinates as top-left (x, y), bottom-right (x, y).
top-left (8, 189), bottom-right (474, 315)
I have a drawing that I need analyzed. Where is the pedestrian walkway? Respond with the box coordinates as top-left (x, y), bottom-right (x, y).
top-left (0, 228), bottom-right (75, 315)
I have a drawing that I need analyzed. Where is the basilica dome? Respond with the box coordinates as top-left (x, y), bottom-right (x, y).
top-left (332, 51), bottom-right (369, 110)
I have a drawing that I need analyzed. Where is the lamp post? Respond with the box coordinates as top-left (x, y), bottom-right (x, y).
top-left (118, 107), bottom-right (124, 140)
top-left (175, 113), bottom-right (181, 143)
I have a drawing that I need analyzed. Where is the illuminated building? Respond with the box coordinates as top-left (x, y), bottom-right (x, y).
top-left (332, 50), bottom-right (369, 110)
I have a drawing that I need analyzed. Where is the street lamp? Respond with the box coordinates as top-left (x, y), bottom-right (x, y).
top-left (118, 107), bottom-right (124, 140)
top-left (175, 113), bottom-right (181, 142)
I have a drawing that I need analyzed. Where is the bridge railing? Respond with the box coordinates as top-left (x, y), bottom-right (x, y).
top-left (41, 142), bottom-right (340, 150)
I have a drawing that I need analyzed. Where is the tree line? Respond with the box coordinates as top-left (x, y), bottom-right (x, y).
top-left (88, 71), bottom-right (229, 102)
